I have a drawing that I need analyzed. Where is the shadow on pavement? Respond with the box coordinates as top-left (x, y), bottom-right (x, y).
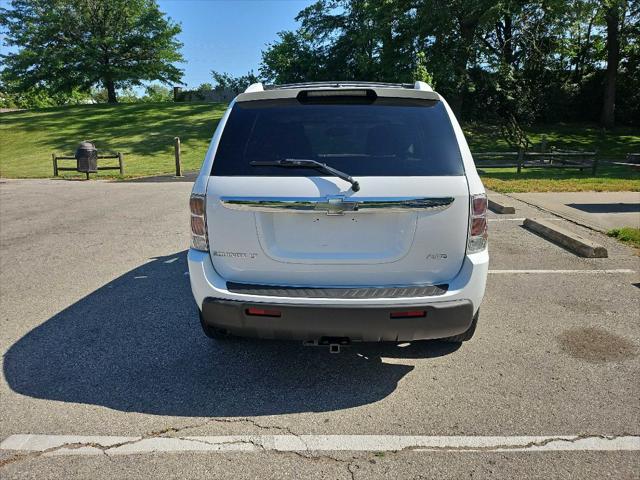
top-left (3, 252), bottom-right (459, 417)
top-left (567, 203), bottom-right (640, 214)
top-left (123, 171), bottom-right (198, 183)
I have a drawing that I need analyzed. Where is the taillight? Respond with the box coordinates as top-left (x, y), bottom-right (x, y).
top-left (190, 194), bottom-right (208, 251)
top-left (468, 193), bottom-right (488, 253)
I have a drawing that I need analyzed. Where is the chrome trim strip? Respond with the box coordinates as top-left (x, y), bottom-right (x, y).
top-left (219, 196), bottom-right (455, 214)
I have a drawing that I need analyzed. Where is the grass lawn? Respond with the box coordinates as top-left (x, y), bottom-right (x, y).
top-left (607, 227), bottom-right (640, 249)
top-left (464, 122), bottom-right (640, 192)
top-left (463, 122), bottom-right (640, 158)
top-left (478, 166), bottom-right (640, 193)
top-left (1, 103), bottom-right (639, 192)
top-left (0, 102), bottom-right (227, 179)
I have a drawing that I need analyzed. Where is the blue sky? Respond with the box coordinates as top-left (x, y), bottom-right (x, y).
top-left (159, 0), bottom-right (312, 88)
top-left (0, 0), bottom-right (313, 89)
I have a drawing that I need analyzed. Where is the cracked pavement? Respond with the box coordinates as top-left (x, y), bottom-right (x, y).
top-left (1, 179), bottom-right (639, 479)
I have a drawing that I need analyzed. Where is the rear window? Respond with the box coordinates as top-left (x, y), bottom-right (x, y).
top-left (211, 97), bottom-right (464, 176)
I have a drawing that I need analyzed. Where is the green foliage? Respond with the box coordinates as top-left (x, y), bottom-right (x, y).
top-left (90, 86), bottom-right (141, 104)
top-left (259, 0), bottom-right (640, 126)
top-left (1, 100), bottom-right (637, 190)
top-left (90, 88), bottom-right (110, 104)
top-left (142, 84), bottom-right (173, 103)
top-left (0, 0), bottom-right (184, 104)
top-left (464, 121), bottom-right (640, 157)
top-left (196, 83), bottom-right (214, 92)
top-left (607, 227), bottom-right (640, 248)
top-left (260, 31), bottom-right (328, 84)
top-left (210, 70), bottom-right (260, 94)
top-left (261, 30), bottom-right (325, 83)
top-left (117, 88), bottom-right (142, 103)
top-left (499, 114), bottom-right (533, 150)
top-left (1, 81), bottom-right (92, 109)
top-left (413, 52), bottom-right (435, 87)
top-left (261, 0), bottom-right (420, 83)
top-left (468, 121), bottom-right (640, 192)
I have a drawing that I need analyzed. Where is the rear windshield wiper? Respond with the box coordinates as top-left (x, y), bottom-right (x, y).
top-left (250, 159), bottom-right (360, 192)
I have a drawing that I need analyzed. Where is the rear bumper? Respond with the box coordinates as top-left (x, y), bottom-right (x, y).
top-left (188, 248), bottom-right (488, 341)
top-left (201, 297), bottom-right (474, 342)
top-left (188, 249), bottom-right (488, 308)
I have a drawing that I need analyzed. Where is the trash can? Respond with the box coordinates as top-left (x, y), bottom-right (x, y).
top-left (75, 141), bottom-right (98, 173)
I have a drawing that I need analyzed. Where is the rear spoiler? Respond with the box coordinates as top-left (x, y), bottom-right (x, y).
top-left (237, 81), bottom-right (439, 103)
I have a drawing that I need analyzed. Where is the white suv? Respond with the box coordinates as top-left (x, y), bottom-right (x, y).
top-left (188, 81), bottom-right (488, 346)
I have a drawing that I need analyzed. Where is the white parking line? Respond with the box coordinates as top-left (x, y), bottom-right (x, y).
top-left (488, 269), bottom-right (635, 274)
top-left (487, 217), bottom-right (556, 222)
top-left (1, 434), bottom-right (638, 455)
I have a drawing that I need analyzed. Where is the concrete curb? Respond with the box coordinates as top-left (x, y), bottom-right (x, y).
top-left (488, 198), bottom-right (516, 214)
top-left (504, 194), bottom-right (608, 233)
top-left (523, 218), bottom-right (608, 258)
top-left (486, 192), bottom-right (516, 214)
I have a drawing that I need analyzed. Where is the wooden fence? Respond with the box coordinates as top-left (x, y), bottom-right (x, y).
top-left (473, 149), bottom-right (599, 175)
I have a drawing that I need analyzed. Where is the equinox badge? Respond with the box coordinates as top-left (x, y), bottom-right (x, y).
top-left (319, 195), bottom-right (358, 215)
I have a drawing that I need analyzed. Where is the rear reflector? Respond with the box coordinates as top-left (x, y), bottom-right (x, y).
top-left (190, 193), bottom-right (209, 252)
top-left (190, 196), bottom-right (205, 215)
top-left (190, 216), bottom-right (206, 236)
top-left (472, 195), bottom-right (488, 216)
top-left (470, 217), bottom-right (487, 236)
top-left (245, 307), bottom-right (282, 317)
top-left (468, 193), bottom-right (488, 253)
top-left (390, 310), bottom-right (426, 319)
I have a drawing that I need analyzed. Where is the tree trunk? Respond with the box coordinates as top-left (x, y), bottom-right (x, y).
top-left (573, 13), bottom-right (595, 83)
top-left (450, 18), bottom-right (478, 117)
top-left (106, 79), bottom-right (117, 103)
top-left (449, 93), bottom-right (464, 116)
top-left (502, 14), bottom-right (513, 66)
top-left (600, 4), bottom-right (620, 129)
top-left (380, 24), bottom-right (394, 82)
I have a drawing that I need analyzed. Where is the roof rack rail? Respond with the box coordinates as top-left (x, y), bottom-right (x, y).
top-left (261, 81), bottom-right (432, 91)
top-left (244, 80), bottom-right (435, 94)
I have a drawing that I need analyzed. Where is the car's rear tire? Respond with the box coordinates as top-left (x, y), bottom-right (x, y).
top-left (199, 310), bottom-right (229, 340)
top-left (440, 309), bottom-right (479, 343)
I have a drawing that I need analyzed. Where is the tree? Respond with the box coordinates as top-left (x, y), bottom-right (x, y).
top-left (600, 0), bottom-right (625, 128)
top-left (261, 31), bottom-right (327, 83)
top-left (261, 0), bottom-right (497, 112)
top-left (1, 83), bottom-right (91, 108)
top-left (293, 0), bottom-right (416, 82)
top-left (196, 83), bottom-right (214, 92)
top-left (142, 84), bottom-right (173, 103)
top-left (0, 0), bottom-right (184, 103)
top-left (413, 52), bottom-right (435, 87)
top-left (258, 0), bottom-right (639, 125)
top-left (210, 70), bottom-right (261, 94)
top-left (413, 0), bottom-right (499, 115)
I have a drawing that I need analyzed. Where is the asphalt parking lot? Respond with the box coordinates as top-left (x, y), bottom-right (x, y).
top-left (0, 179), bottom-right (638, 479)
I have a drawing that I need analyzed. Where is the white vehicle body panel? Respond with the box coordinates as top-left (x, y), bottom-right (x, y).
top-left (205, 176), bottom-right (469, 286)
top-left (189, 248), bottom-right (488, 310)
top-left (188, 82), bottom-right (488, 338)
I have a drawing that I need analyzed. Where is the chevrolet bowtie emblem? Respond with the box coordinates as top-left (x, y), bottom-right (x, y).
top-left (316, 195), bottom-right (358, 215)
